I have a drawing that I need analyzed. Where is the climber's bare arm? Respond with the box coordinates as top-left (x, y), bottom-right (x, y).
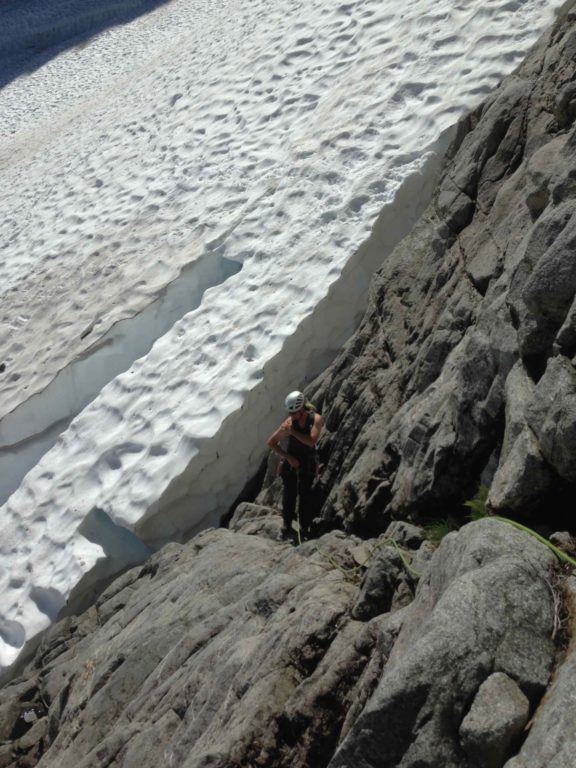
top-left (267, 420), bottom-right (300, 467)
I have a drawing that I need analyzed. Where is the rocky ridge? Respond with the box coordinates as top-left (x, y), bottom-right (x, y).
top-left (2, 4), bottom-right (576, 768)
top-left (293, 2), bottom-right (576, 533)
top-left (1, 510), bottom-right (573, 768)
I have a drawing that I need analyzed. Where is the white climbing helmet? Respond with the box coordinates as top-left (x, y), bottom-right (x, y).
top-left (285, 390), bottom-right (305, 413)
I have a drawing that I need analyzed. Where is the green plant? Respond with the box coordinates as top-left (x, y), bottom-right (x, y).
top-left (463, 484), bottom-right (489, 520)
top-left (424, 518), bottom-right (456, 545)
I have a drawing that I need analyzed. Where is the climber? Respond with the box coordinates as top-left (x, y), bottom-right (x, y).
top-left (267, 390), bottom-right (324, 540)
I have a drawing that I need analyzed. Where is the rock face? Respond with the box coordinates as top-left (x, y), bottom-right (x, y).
top-left (0, 522), bottom-right (376, 768)
top-left (459, 673), bottom-right (530, 768)
top-left (502, 575), bottom-right (576, 768)
top-left (270, 6), bottom-right (576, 533)
top-left (0, 515), bottom-right (560, 768)
top-left (329, 519), bottom-right (556, 768)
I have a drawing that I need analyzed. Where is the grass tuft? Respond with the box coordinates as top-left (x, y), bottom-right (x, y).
top-left (425, 518), bottom-right (455, 545)
top-left (463, 484), bottom-right (489, 521)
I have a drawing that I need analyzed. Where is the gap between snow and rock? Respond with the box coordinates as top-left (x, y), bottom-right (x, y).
top-left (0, 252), bottom-right (241, 506)
top-left (0, 126), bottom-right (454, 678)
top-left (61, 126), bottom-right (456, 623)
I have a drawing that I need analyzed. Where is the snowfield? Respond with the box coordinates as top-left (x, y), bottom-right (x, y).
top-left (0, 0), bottom-right (564, 669)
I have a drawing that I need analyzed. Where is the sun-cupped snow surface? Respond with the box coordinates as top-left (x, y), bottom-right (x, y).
top-left (0, 0), bottom-right (564, 668)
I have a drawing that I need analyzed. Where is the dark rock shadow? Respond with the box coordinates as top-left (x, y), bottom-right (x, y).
top-left (0, 0), bottom-right (175, 92)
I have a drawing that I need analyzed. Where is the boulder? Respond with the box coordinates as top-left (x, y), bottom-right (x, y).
top-left (228, 501), bottom-right (285, 541)
top-left (459, 672), bottom-right (529, 768)
top-left (503, 576), bottom-right (576, 768)
top-left (488, 361), bottom-right (553, 511)
top-left (383, 521), bottom-right (425, 550)
top-left (527, 356), bottom-right (576, 482)
top-left (513, 211), bottom-right (576, 359)
top-left (329, 519), bottom-right (557, 768)
top-left (351, 546), bottom-right (404, 620)
top-left (524, 135), bottom-right (568, 217)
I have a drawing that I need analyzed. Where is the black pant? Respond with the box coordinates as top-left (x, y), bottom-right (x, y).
top-left (282, 467), bottom-right (315, 534)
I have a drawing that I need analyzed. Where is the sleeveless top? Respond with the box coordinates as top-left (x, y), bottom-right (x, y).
top-left (286, 410), bottom-right (317, 473)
